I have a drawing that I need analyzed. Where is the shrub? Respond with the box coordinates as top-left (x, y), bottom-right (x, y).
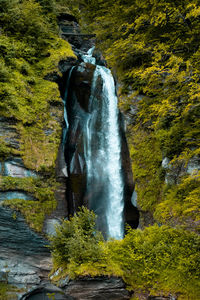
top-left (49, 207), bottom-right (104, 278)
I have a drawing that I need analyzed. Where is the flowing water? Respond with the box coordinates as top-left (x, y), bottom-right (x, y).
top-left (65, 48), bottom-right (124, 239)
top-left (82, 49), bottom-right (124, 239)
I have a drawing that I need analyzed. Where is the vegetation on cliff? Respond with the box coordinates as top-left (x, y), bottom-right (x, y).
top-left (0, 0), bottom-right (75, 231)
top-left (69, 0), bottom-right (200, 232)
top-left (49, 1), bottom-right (200, 299)
top-left (50, 208), bottom-right (200, 299)
top-left (1, 0), bottom-right (200, 299)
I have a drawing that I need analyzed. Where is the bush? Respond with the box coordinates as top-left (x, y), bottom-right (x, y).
top-left (112, 225), bottom-right (200, 298)
top-left (49, 207), bottom-right (104, 278)
top-left (49, 209), bottom-right (200, 299)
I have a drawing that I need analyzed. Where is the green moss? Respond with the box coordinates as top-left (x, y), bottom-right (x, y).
top-left (0, 139), bottom-right (12, 160)
top-left (3, 198), bottom-right (57, 232)
top-left (0, 0), bottom-right (78, 233)
top-left (128, 127), bottom-right (163, 212)
top-left (154, 173), bottom-right (200, 232)
top-left (0, 176), bottom-right (58, 232)
top-left (0, 282), bottom-right (22, 300)
top-left (37, 37), bottom-right (76, 77)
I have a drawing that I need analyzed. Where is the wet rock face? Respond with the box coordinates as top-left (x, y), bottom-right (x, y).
top-left (0, 156), bottom-right (51, 291)
top-left (0, 207), bottom-right (51, 288)
top-left (0, 157), bottom-right (37, 177)
top-left (70, 63), bottom-right (96, 112)
top-left (64, 277), bottom-right (132, 300)
top-left (64, 63), bottom-right (96, 215)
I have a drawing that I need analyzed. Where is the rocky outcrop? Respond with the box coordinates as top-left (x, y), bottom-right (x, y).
top-left (64, 63), bottom-right (95, 215)
top-left (119, 112), bottom-right (139, 229)
top-left (21, 277), bottom-right (132, 300)
top-left (64, 277), bottom-right (132, 300)
top-left (0, 154), bottom-right (51, 292)
top-left (0, 157), bottom-right (37, 178)
top-left (162, 156), bottom-right (200, 185)
top-left (0, 209), bottom-right (51, 296)
top-left (21, 284), bottom-right (74, 300)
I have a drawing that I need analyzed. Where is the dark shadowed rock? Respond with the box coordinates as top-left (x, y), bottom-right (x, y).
top-left (21, 284), bottom-right (75, 300)
top-left (59, 58), bottom-right (77, 74)
top-left (64, 276), bottom-right (132, 300)
top-left (57, 13), bottom-right (95, 52)
top-left (64, 63), bottom-right (95, 215)
top-left (69, 63), bottom-right (96, 112)
top-left (118, 111), bottom-right (139, 229)
top-left (93, 49), bottom-right (107, 66)
top-left (0, 117), bottom-right (20, 149)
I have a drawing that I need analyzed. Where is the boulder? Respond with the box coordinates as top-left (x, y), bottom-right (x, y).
top-left (64, 276), bottom-right (132, 300)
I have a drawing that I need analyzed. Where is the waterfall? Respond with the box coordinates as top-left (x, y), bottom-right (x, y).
top-left (81, 46), bottom-right (96, 64)
top-left (82, 50), bottom-right (124, 239)
top-left (64, 48), bottom-right (125, 239)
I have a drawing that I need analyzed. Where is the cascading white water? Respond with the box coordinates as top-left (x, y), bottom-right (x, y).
top-left (82, 46), bottom-right (96, 64)
top-left (82, 49), bottom-right (124, 239)
top-left (99, 66), bottom-right (124, 239)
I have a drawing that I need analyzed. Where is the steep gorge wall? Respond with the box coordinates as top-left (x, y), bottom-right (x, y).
top-left (0, 12), bottom-right (137, 299)
top-left (0, 12), bottom-right (76, 296)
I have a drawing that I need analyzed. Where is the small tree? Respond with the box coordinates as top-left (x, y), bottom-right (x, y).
top-left (49, 207), bottom-right (104, 276)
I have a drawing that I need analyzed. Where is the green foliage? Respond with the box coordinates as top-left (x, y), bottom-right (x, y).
top-left (128, 127), bottom-right (163, 212)
top-left (154, 172), bottom-right (200, 232)
top-left (49, 207), bottom-right (105, 279)
top-left (116, 225), bottom-right (200, 298)
top-left (0, 176), bottom-right (58, 231)
top-left (0, 282), bottom-right (22, 300)
top-left (50, 210), bottom-right (200, 299)
top-left (0, 0), bottom-right (76, 231)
